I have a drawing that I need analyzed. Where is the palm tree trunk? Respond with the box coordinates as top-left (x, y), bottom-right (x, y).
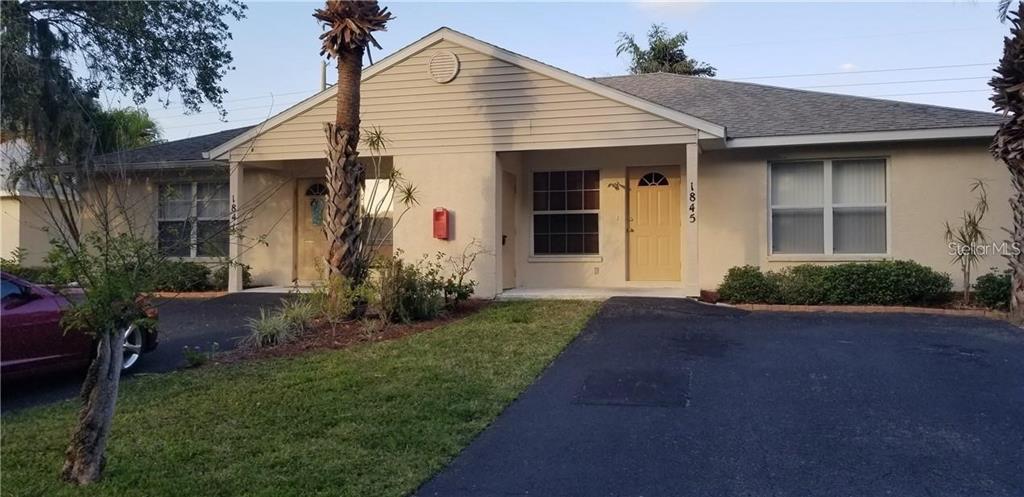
top-left (1008, 165), bottom-right (1024, 321)
top-left (61, 329), bottom-right (124, 484)
top-left (324, 46), bottom-right (366, 282)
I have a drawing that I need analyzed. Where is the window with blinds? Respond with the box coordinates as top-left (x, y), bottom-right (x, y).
top-left (158, 181), bottom-right (230, 258)
top-left (770, 159), bottom-right (887, 255)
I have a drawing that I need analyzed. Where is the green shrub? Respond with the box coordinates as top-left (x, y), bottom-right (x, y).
top-left (243, 308), bottom-right (296, 348)
top-left (278, 299), bottom-right (318, 332)
top-left (974, 269), bottom-right (1011, 310)
top-left (776, 265), bottom-right (830, 305)
top-left (0, 248), bottom-right (66, 285)
top-left (0, 264), bottom-right (50, 283)
top-left (295, 275), bottom-right (374, 325)
top-left (717, 260), bottom-right (952, 306)
top-left (154, 261), bottom-right (211, 292)
top-left (374, 253), bottom-right (446, 323)
top-left (825, 260), bottom-right (952, 306)
top-left (717, 266), bottom-right (780, 303)
top-left (210, 263), bottom-right (252, 290)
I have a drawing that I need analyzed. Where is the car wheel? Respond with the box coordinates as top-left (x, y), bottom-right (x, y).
top-left (122, 324), bottom-right (143, 370)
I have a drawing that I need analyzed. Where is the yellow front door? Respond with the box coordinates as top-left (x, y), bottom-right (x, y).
top-left (296, 179), bottom-right (328, 282)
top-left (627, 166), bottom-right (681, 281)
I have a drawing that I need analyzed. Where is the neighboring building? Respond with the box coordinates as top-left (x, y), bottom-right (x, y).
top-left (84, 28), bottom-right (1006, 296)
top-left (1, 139), bottom-right (57, 266)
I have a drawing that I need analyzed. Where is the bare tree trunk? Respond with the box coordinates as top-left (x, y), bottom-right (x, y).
top-left (324, 46), bottom-right (366, 282)
top-left (1008, 165), bottom-right (1024, 322)
top-left (61, 329), bottom-right (124, 485)
top-left (964, 265), bottom-right (972, 305)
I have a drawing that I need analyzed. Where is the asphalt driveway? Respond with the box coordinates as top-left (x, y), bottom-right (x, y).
top-left (417, 297), bottom-right (1024, 497)
top-left (1, 293), bottom-right (288, 413)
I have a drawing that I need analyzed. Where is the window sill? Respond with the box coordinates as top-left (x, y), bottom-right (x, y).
top-left (767, 254), bottom-right (890, 263)
top-left (528, 255), bottom-right (603, 263)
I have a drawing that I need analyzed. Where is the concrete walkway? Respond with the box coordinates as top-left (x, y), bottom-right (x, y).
top-left (497, 287), bottom-right (690, 300)
top-left (416, 297), bottom-right (1024, 497)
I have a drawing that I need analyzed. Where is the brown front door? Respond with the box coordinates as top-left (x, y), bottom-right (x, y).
top-left (627, 166), bottom-right (681, 281)
top-left (296, 179), bottom-right (328, 282)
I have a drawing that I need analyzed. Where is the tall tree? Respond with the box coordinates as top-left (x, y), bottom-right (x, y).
top-left (617, 24), bottom-right (716, 77)
top-left (94, 108), bottom-right (163, 154)
top-left (0, 1), bottom-right (245, 484)
top-left (313, 0), bottom-right (393, 283)
top-left (992, 1), bottom-right (1024, 321)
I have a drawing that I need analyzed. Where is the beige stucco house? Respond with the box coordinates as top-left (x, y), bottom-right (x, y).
top-left (76, 28), bottom-right (1007, 297)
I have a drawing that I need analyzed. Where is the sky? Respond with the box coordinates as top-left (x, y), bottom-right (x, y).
top-left (114, 1), bottom-right (1011, 142)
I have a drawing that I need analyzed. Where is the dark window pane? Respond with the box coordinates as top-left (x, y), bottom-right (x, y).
top-left (533, 172), bottom-right (549, 191)
top-left (583, 213), bottom-right (599, 233)
top-left (583, 234), bottom-right (599, 254)
top-left (197, 220), bottom-right (229, 257)
top-left (566, 171), bottom-right (583, 190)
top-left (159, 221), bottom-right (191, 257)
top-left (549, 192), bottom-right (566, 210)
top-left (566, 191), bottom-right (583, 210)
top-left (549, 171), bottom-right (566, 190)
top-left (566, 214), bottom-right (584, 233)
top-left (364, 217), bottom-right (393, 246)
top-left (550, 234), bottom-right (567, 254)
top-left (534, 234), bottom-right (550, 254)
top-left (533, 215), bottom-right (550, 234)
top-left (549, 214), bottom-right (567, 234)
top-left (566, 234), bottom-right (584, 253)
top-left (533, 192), bottom-right (548, 211)
top-left (584, 191), bottom-right (599, 210)
top-left (584, 170), bottom-right (599, 190)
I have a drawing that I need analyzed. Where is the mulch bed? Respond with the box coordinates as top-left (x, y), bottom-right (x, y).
top-left (215, 299), bottom-right (491, 364)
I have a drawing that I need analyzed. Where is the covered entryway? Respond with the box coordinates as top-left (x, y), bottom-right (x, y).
top-left (627, 166), bottom-right (681, 281)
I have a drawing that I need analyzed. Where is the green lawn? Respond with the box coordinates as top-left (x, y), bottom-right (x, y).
top-left (1, 300), bottom-right (599, 497)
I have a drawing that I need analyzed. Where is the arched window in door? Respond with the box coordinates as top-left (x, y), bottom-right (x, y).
top-left (306, 183), bottom-right (328, 226)
top-left (638, 172), bottom-right (669, 187)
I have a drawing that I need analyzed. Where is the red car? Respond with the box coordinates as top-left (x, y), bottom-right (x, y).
top-left (1, 272), bottom-right (158, 379)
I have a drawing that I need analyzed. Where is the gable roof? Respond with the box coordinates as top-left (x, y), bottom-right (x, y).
top-left (596, 73), bottom-right (1000, 145)
top-left (96, 126), bottom-right (253, 166)
top-left (205, 27), bottom-right (727, 160)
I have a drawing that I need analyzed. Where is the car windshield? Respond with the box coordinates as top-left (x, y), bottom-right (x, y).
top-left (1, 278), bottom-right (22, 300)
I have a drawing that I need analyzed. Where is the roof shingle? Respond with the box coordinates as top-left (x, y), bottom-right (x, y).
top-left (594, 73), bottom-right (1001, 139)
top-left (95, 126), bottom-right (253, 165)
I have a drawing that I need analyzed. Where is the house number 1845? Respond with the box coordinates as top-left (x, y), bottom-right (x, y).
top-left (688, 181), bottom-right (697, 224)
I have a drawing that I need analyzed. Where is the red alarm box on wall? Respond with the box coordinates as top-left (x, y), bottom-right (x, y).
top-left (433, 208), bottom-right (450, 240)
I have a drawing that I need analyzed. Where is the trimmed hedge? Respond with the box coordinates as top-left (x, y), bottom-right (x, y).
top-left (211, 263), bottom-right (252, 290)
top-left (718, 261), bottom-right (953, 306)
top-left (153, 261), bottom-right (211, 292)
top-left (974, 269), bottom-right (1011, 310)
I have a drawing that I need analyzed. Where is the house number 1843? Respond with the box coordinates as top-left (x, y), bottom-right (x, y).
top-left (688, 181), bottom-right (697, 223)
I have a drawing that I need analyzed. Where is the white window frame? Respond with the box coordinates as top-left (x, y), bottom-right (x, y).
top-left (529, 168), bottom-right (601, 259)
top-left (157, 181), bottom-right (230, 259)
top-left (767, 157), bottom-right (891, 260)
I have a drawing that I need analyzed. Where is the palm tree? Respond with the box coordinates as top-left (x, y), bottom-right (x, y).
top-left (1000, 0), bottom-right (1015, 20)
top-left (313, 0), bottom-right (393, 283)
top-left (617, 24), bottom-right (716, 77)
top-left (991, 1), bottom-right (1024, 320)
top-left (94, 108), bottom-right (162, 153)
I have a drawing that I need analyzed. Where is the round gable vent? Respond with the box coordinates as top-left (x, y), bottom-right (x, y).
top-left (428, 50), bottom-right (460, 84)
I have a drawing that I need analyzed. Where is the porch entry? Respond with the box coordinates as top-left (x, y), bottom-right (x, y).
top-left (502, 171), bottom-right (517, 290)
top-left (296, 178), bottom-right (328, 282)
top-left (627, 166), bottom-right (681, 281)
